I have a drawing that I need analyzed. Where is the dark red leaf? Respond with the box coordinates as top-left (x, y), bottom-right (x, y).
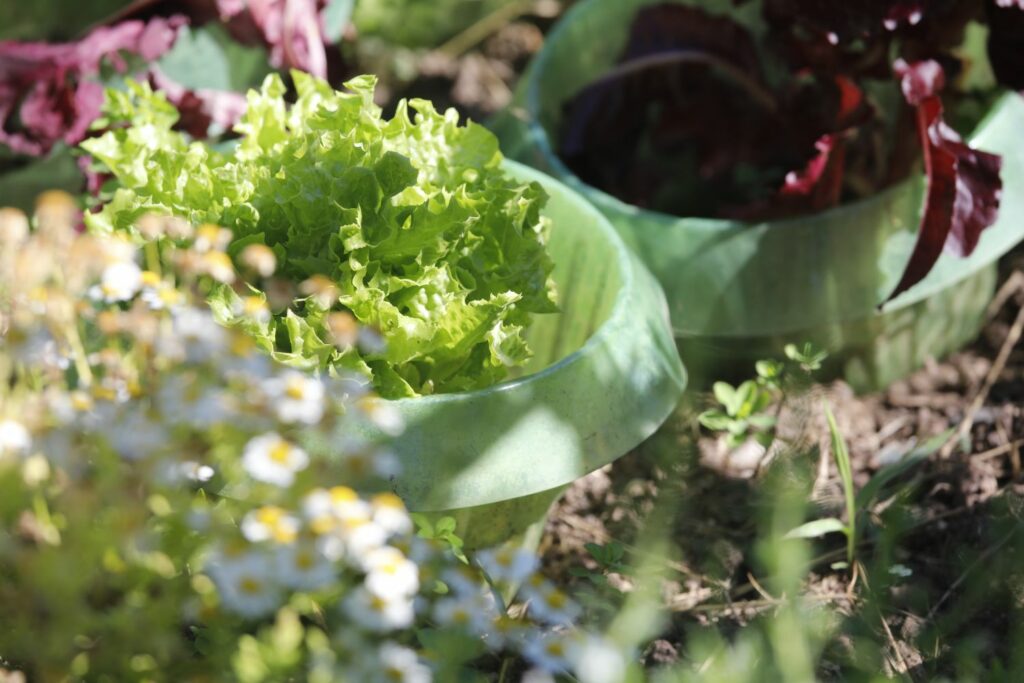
top-left (884, 59), bottom-right (1003, 302)
top-left (896, 58), bottom-right (945, 103)
top-left (779, 133), bottom-right (847, 207)
top-left (0, 16), bottom-right (184, 156)
top-left (560, 3), bottom-right (878, 220)
top-left (113, 0), bottom-right (337, 80)
top-left (217, 0), bottom-right (328, 78)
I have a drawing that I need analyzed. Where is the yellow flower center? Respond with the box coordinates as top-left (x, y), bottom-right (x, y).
top-left (196, 224), bottom-right (222, 246)
top-left (295, 550), bottom-right (316, 570)
top-left (230, 334), bottom-right (255, 357)
top-left (285, 378), bottom-right (306, 400)
top-left (269, 442), bottom-right (292, 465)
top-left (330, 486), bottom-right (358, 503)
top-left (372, 492), bottom-right (405, 510)
top-left (545, 641), bottom-right (565, 657)
top-left (272, 525), bottom-right (297, 544)
top-left (546, 591), bottom-right (567, 609)
top-left (243, 296), bottom-right (266, 315)
top-left (239, 577), bottom-right (263, 595)
top-left (309, 516), bottom-right (336, 535)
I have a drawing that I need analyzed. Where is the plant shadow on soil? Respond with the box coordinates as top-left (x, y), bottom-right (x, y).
top-left (368, 9), bottom-right (1024, 677)
top-left (539, 251), bottom-right (1024, 679)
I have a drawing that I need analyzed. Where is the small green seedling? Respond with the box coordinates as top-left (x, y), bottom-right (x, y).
top-left (784, 342), bottom-right (828, 372)
top-left (569, 541), bottom-right (630, 587)
top-left (411, 514), bottom-right (468, 564)
top-left (785, 404), bottom-right (950, 567)
top-left (569, 541), bottom-right (634, 625)
top-left (698, 380), bottom-right (777, 448)
top-left (698, 343), bottom-right (827, 449)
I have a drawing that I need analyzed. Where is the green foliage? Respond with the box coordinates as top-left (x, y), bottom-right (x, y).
top-left (784, 402), bottom-right (857, 566)
top-left (570, 541), bottom-right (629, 586)
top-left (0, 196), bottom-right (590, 681)
top-left (698, 343), bottom-right (826, 448)
top-left (412, 514), bottom-right (468, 563)
top-left (81, 72), bottom-right (557, 398)
top-left (157, 24), bottom-right (272, 94)
top-left (786, 416), bottom-right (951, 568)
top-left (0, 0), bottom-right (125, 41)
top-left (352, 0), bottom-right (517, 49)
top-left (782, 342), bottom-right (827, 372)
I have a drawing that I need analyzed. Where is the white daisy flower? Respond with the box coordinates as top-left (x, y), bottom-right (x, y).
top-left (232, 295), bottom-right (272, 324)
top-left (239, 243), bottom-right (277, 277)
top-left (139, 276), bottom-right (184, 311)
top-left (523, 632), bottom-right (574, 675)
top-left (483, 614), bottom-right (530, 652)
top-left (302, 486), bottom-right (370, 527)
top-left (356, 398), bottom-right (404, 435)
top-left (240, 505), bottom-right (300, 543)
top-left (476, 545), bottom-right (538, 585)
top-left (371, 492), bottom-right (413, 536)
top-left (377, 642), bottom-right (432, 683)
top-left (441, 565), bottom-right (490, 598)
top-left (522, 577), bottom-right (581, 626)
top-left (206, 549), bottom-right (282, 618)
top-left (363, 546), bottom-right (419, 597)
top-left (262, 371), bottom-right (325, 425)
top-left (569, 635), bottom-right (627, 683)
top-left (343, 585), bottom-right (415, 632)
top-left (93, 261), bottom-right (143, 302)
top-left (241, 433), bottom-right (309, 487)
top-left (302, 486), bottom-right (388, 560)
top-left (431, 593), bottom-right (494, 635)
top-left (0, 419), bottom-right (31, 458)
top-left (275, 539), bottom-right (336, 591)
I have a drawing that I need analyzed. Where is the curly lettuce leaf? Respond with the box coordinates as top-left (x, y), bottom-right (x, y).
top-left (82, 72), bottom-right (556, 398)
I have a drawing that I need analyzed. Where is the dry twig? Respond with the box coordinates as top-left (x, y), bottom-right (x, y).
top-left (939, 296), bottom-right (1024, 458)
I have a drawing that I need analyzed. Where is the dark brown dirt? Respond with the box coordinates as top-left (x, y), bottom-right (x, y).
top-left (367, 3), bottom-right (1024, 675)
top-left (536, 253), bottom-right (1024, 677)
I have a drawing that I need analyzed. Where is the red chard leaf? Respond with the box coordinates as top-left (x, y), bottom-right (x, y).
top-left (884, 59), bottom-right (1002, 303)
top-left (779, 133), bottom-right (847, 209)
top-left (113, 0), bottom-right (339, 80)
top-left (0, 16), bottom-right (185, 155)
top-left (216, 0), bottom-right (328, 78)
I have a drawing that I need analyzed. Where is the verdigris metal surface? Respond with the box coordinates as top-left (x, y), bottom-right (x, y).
top-left (354, 161), bottom-right (687, 547)
top-left (491, 0), bottom-right (1024, 390)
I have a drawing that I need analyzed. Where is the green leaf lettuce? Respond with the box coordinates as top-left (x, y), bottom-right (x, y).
top-left (82, 73), bottom-right (557, 398)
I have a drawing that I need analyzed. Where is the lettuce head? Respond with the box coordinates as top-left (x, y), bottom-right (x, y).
top-left (82, 73), bottom-right (557, 398)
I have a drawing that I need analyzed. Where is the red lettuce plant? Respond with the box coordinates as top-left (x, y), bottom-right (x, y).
top-left (0, 17), bottom-right (184, 156)
top-left (111, 0), bottom-right (345, 80)
top-left (0, 0), bottom-right (346, 199)
top-left (560, 1), bottom-right (1023, 301)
